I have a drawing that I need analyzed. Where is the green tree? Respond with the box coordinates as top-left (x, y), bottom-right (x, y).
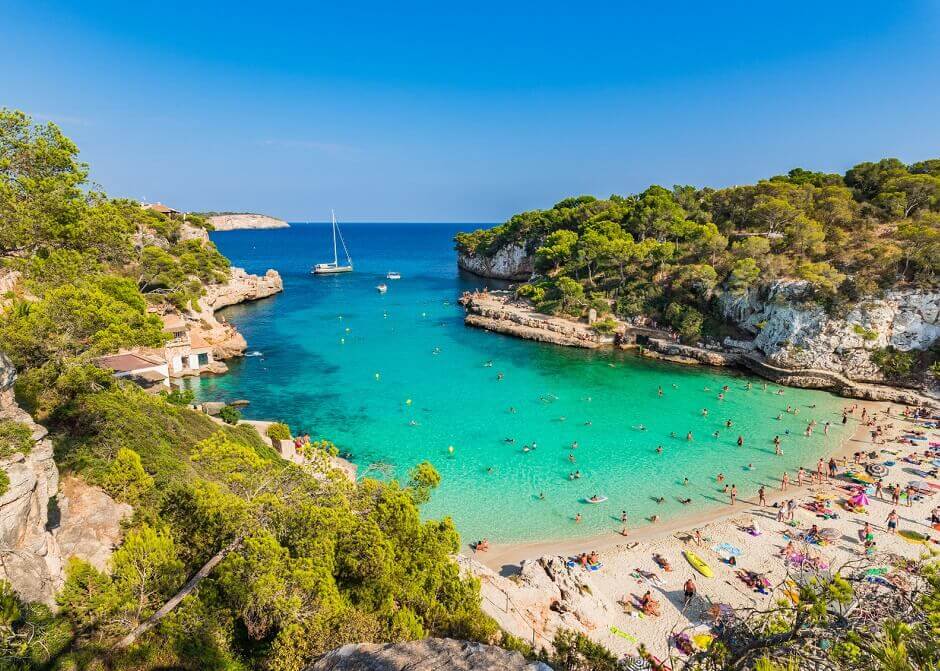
top-left (407, 461), bottom-right (441, 505)
top-left (100, 447), bottom-right (154, 504)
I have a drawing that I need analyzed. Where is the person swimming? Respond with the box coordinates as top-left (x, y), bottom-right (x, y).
top-left (656, 445), bottom-right (663, 454)
top-left (571, 441), bottom-right (578, 449)
top-left (504, 437), bottom-right (515, 443)
top-left (655, 497), bottom-right (665, 504)
top-left (679, 497), bottom-right (692, 505)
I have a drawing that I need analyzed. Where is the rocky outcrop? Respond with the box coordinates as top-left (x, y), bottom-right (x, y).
top-left (187, 267), bottom-right (284, 360)
top-left (718, 282), bottom-right (940, 387)
top-left (460, 292), bottom-right (610, 348)
top-left (55, 476), bottom-right (132, 572)
top-left (309, 639), bottom-right (551, 671)
top-left (458, 243), bottom-right (534, 281)
top-left (208, 214), bottom-right (289, 231)
top-left (178, 222), bottom-right (211, 243)
top-left (0, 353), bottom-right (63, 604)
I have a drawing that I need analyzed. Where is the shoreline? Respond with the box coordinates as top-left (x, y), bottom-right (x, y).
top-left (465, 399), bottom-right (889, 571)
top-left (459, 290), bottom-right (937, 408)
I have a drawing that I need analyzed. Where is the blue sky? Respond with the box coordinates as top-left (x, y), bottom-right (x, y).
top-left (3, 2), bottom-right (940, 222)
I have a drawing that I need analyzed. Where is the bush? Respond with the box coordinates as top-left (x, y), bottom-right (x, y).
top-left (266, 422), bottom-right (291, 441)
top-left (0, 469), bottom-right (9, 497)
top-left (852, 324), bottom-right (879, 341)
top-left (590, 317), bottom-right (619, 334)
top-left (99, 447), bottom-right (154, 504)
top-left (162, 388), bottom-right (195, 406)
top-left (871, 346), bottom-right (915, 379)
top-left (0, 420), bottom-right (33, 458)
top-left (218, 405), bottom-right (241, 425)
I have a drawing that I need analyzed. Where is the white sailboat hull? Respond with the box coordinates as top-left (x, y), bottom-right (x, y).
top-left (312, 263), bottom-right (353, 274)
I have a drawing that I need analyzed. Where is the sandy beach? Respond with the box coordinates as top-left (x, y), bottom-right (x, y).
top-left (460, 399), bottom-right (939, 659)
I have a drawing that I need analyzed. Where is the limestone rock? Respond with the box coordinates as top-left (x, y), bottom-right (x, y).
top-left (54, 476), bottom-right (132, 572)
top-left (0, 352), bottom-right (63, 605)
top-left (458, 243), bottom-right (534, 281)
top-left (309, 638), bottom-right (551, 671)
top-left (178, 222), bottom-right (210, 243)
top-left (207, 214), bottom-right (289, 231)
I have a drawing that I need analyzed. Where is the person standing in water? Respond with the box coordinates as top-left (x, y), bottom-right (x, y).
top-left (758, 485), bottom-right (766, 506)
top-left (729, 485), bottom-right (738, 505)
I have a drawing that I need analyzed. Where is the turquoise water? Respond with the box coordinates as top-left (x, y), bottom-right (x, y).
top-left (191, 224), bottom-right (850, 544)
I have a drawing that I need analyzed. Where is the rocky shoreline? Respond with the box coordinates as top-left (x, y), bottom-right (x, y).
top-left (207, 213), bottom-right (289, 231)
top-left (459, 291), bottom-right (938, 407)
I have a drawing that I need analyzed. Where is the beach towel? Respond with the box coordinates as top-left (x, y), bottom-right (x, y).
top-left (610, 625), bottom-right (638, 643)
top-left (712, 542), bottom-right (742, 557)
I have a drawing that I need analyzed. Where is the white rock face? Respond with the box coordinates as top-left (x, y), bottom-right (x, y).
top-left (458, 243), bottom-right (534, 281)
top-left (187, 267), bottom-right (284, 359)
top-left (0, 353), bottom-right (63, 604)
top-left (719, 281), bottom-right (940, 383)
top-left (208, 214), bottom-right (289, 231)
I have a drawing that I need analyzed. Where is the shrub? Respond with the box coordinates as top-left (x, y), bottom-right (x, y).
top-left (266, 422), bottom-right (291, 441)
top-left (0, 420), bottom-right (33, 458)
top-left (0, 469), bottom-right (9, 497)
top-left (99, 447), bottom-right (154, 504)
top-left (852, 324), bottom-right (879, 341)
top-left (162, 388), bottom-right (195, 406)
top-left (218, 405), bottom-right (241, 425)
top-left (590, 317), bottom-right (618, 334)
top-left (871, 346), bottom-right (915, 379)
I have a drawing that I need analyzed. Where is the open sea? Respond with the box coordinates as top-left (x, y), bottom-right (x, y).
top-left (190, 223), bottom-right (850, 544)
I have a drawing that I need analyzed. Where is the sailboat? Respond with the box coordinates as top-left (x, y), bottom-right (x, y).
top-left (312, 210), bottom-right (353, 274)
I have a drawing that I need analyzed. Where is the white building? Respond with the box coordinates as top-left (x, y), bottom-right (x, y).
top-left (159, 313), bottom-right (215, 377)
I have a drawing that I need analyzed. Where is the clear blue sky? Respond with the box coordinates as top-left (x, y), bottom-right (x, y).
top-left (3, 2), bottom-right (940, 222)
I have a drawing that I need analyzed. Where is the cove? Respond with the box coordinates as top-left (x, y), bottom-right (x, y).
top-left (190, 223), bottom-right (851, 544)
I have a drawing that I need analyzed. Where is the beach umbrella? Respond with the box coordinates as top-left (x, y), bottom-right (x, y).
top-left (849, 492), bottom-right (870, 506)
top-left (622, 657), bottom-right (650, 671)
top-left (818, 527), bottom-right (840, 541)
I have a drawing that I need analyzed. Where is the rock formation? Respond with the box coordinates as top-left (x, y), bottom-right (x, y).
top-left (207, 213), bottom-right (289, 231)
top-left (187, 267), bottom-right (284, 360)
top-left (309, 638), bottom-right (551, 671)
top-left (0, 356), bottom-right (63, 603)
top-left (55, 476), bottom-right (132, 572)
top-left (458, 243), bottom-right (534, 281)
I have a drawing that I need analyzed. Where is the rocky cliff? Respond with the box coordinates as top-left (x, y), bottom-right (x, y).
top-left (188, 267), bottom-right (284, 360)
top-left (457, 242), bottom-right (534, 281)
top-left (0, 354), bottom-right (63, 604)
top-left (719, 281), bottom-right (940, 387)
top-left (0, 354), bottom-right (131, 605)
top-left (208, 213), bottom-right (289, 231)
top-left (309, 639), bottom-right (551, 671)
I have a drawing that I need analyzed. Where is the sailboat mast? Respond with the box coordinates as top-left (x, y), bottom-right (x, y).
top-left (331, 209), bottom-right (338, 265)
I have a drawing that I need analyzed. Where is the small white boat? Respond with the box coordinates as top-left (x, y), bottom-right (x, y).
top-left (312, 210), bottom-right (353, 275)
top-left (386, 271), bottom-right (401, 280)
top-left (376, 284), bottom-right (387, 293)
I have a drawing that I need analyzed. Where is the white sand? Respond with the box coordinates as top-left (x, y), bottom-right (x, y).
top-left (462, 401), bottom-right (939, 660)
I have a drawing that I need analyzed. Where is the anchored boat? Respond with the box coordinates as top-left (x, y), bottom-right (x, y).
top-left (312, 210), bottom-right (353, 274)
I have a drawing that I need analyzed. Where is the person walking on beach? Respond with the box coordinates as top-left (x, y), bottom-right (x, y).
top-left (758, 485), bottom-right (766, 506)
top-left (886, 509), bottom-right (899, 534)
top-left (892, 484), bottom-right (901, 506)
top-left (683, 577), bottom-right (697, 606)
top-left (875, 479), bottom-right (883, 499)
top-left (730, 484), bottom-right (737, 505)
top-left (817, 458), bottom-right (826, 482)
top-left (828, 457), bottom-right (837, 478)
top-left (905, 484), bottom-right (915, 507)
top-left (797, 467), bottom-right (805, 486)
top-left (781, 471), bottom-right (790, 491)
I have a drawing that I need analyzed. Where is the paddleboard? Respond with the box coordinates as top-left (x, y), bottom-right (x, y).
top-left (683, 550), bottom-right (714, 577)
top-left (610, 625), bottom-right (637, 643)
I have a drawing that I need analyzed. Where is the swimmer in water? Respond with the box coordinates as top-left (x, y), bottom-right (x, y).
top-left (497, 372), bottom-right (504, 381)
top-left (726, 419), bottom-right (733, 428)
top-left (683, 477), bottom-right (690, 486)
top-left (539, 492), bottom-right (545, 500)
top-left (584, 420), bottom-right (592, 426)
top-left (686, 432), bottom-right (694, 441)
top-left (658, 386), bottom-right (664, 397)
top-left (702, 408), bottom-right (708, 417)
top-left (636, 424), bottom-right (647, 431)
top-left (509, 407), bottom-right (516, 413)
top-left (656, 446), bottom-right (663, 454)
top-left (575, 513), bottom-right (582, 523)
top-left (713, 430), bottom-right (720, 438)
top-left (505, 438), bottom-right (515, 443)
top-left (655, 497), bottom-right (665, 504)
top-left (568, 453), bottom-right (576, 463)
top-left (571, 441), bottom-right (579, 449)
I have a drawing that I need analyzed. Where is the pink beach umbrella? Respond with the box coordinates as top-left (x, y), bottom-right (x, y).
top-left (849, 492), bottom-right (868, 506)
top-left (849, 491), bottom-right (870, 506)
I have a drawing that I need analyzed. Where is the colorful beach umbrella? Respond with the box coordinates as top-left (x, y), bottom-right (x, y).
top-left (849, 492), bottom-right (870, 506)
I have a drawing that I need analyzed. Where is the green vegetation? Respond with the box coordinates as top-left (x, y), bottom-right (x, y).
top-left (458, 161), bottom-right (939, 344)
top-left (265, 421), bottom-right (292, 441)
top-left (0, 111), bottom-right (496, 669)
top-left (218, 404), bottom-right (242, 425)
top-left (852, 324), bottom-right (879, 341)
top-left (0, 419), bottom-right (33, 458)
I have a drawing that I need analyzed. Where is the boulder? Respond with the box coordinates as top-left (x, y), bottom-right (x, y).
top-left (54, 476), bottom-right (132, 572)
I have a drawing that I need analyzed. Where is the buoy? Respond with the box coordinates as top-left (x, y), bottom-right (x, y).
top-left (406, 399), bottom-right (412, 405)
top-left (448, 445), bottom-right (455, 455)
top-left (345, 327), bottom-right (351, 333)
top-left (340, 338), bottom-right (345, 344)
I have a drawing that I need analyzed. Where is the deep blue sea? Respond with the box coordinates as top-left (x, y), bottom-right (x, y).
top-left (190, 223), bottom-right (849, 543)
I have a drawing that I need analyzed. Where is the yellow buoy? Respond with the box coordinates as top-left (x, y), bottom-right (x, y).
top-left (375, 373), bottom-right (380, 380)
top-left (406, 399), bottom-right (412, 405)
top-left (448, 445), bottom-right (455, 454)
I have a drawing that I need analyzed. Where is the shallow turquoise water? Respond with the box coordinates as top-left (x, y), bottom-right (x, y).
top-left (191, 224), bottom-right (850, 544)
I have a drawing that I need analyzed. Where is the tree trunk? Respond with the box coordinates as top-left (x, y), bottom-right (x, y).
top-left (113, 537), bottom-right (242, 650)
